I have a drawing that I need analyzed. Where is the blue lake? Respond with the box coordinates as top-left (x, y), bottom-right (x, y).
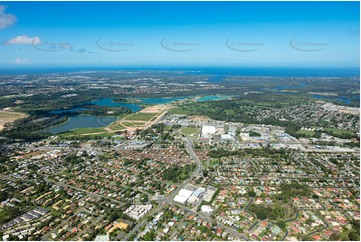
top-left (91, 97), bottom-right (186, 109)
top-left (45, 115), bottom-right (117, 134)
top-left (274, 83), bottom-right (308, 90)
top-left (46, 97), bottom-right (187, 134)
top-left (90, 98), bottom-right (142, 112)
top-left (196, 95), bottom-right (231, 102)
top-left (311, 95), bottom-right (358, 105)
top-left (50, 107), bottom-right (88, 114)
top-left (139, 97), bottom-right (186, 104)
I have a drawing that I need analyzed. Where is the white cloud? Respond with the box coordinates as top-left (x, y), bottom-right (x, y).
top-left (6, 35), bottom-right (41, 45)
top-left (0, 6), bottom-right (16, 30)
top-left (12, 57), bottom-right (31, 65)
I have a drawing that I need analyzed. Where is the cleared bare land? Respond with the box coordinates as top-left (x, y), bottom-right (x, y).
top-left (0, 110), bottom-right (27, 131)
top-left (98, 104), bottom-right (172, 134)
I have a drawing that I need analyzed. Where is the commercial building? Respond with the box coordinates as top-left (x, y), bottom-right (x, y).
top-left (201, 205), bottom-right (214, 213)
top-left (95, 235), bottom-right (110, 241)
top-left (173, 189), bottom-right (194, 204)
top-left (201, 125), bottom-right (216, 138)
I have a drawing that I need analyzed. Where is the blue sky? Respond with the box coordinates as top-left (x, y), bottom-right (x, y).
top-left (0, 1), bottom-right (359, 67)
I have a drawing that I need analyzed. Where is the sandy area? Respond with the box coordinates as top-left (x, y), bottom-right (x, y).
top-left (83, 104), bottom-right (173, 135)
top-left (140, 104), bottom-right (172, 113)
top-left (339, 110), bottom-right (359, 115)
top-left (0, 110), bottom-right (27, 131)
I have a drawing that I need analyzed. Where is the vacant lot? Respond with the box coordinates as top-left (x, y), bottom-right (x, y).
top-left (296, 129), bottom-right (316, 137)
top-left (124, 112), bottom-right (158, 121)
top-left (324, 128), bottom-right (356, 138)
top-left (0, 110), bottom-right (27, 130)
top-left (182, 127), bottom-right (199, 135)
top-left (109, 123), bottom-right (127, 131)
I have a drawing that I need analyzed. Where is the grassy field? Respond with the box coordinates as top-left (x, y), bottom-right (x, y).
top-left (59, 127), bottom-right (107, 137)
top-left (69, 127), bottom-right (106, 135)
top-left (121, 121), bottom-right (146, 127)
top-left (125, 112), bottom-right (158, 121)
top-left (167, 107), bottom-right (192, 115)
top-left (209, 158), bottom-right (221, 167)
top-left (128, 122), bottom-right (145, 127)
top-left (182, 127), bottom-right (199, 135)
top-left (22, 150), bottom-right (44, 158)
top-left (0, 110), bottom-right (27, 130)
top-left (60, 131), bottom-right (115, 138)
top-left (324, 128), bottom-right (355, 136)
top-left (0, 111), bottom-right (25, 118)
top-left (109, 123), bottom-right (126, 130)
top-left (296, 129), bottom-right (316, 137)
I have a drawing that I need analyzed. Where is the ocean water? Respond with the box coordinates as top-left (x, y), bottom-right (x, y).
top-left (0, 66), bottom-right (359, 77)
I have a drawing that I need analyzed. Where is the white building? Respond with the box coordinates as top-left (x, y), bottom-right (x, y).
top-left (95, 235), bottom-right (110, 241)
top-left (124, 204), bottom-right (152, 220)
top-left (221, 134), bottom-right (234, 141)
top-left (201, 125), bottom-right (216, 138)
top-left (173, 189), bottom-right (193, 204)
top-left (187, 195), bottom-right (198, 204)
top-left (201, 205), bottom-right (214, 213)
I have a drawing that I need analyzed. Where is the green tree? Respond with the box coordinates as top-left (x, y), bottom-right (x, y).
top-left (276, 220), bottom-right (286, 230)
top-left (256, 211), bottom-right (267, 220)
top-left (144, 231), bottom-right (155, 241)
top-left (248, 191), bottom-right (256, 197)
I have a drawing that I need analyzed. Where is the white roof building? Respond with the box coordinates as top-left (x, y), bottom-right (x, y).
top-left (173, 189), bottom-right (194, 204)
top-left (201, 125), bottom-right (216, 138)
top-left (95, 235), bottom-right (110, 241)
top-left (174, 195), bottom-right (188, 204)
top-left (221, 134), bottom-right (234, 141)
top-left (187, 195), bottom-right (198, 204)
top-left (201, 205), bottom-right (214, 213)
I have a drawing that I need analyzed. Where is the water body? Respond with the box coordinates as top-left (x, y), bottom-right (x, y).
top-left (196, 95), bottom-right (231, 102)
top-left (50, 107), bottom-right (88, 114)
top-left (311, 95), bottom-right (358, 105)
top-left (45, 115), bottom-right (116, 134)
top-left (274, 83), bottom-right (308, 90)
top-left (46, 97), bottom-right (186, 133)
top-left (206, 75), bottom-right (228, 83)
top-left (90, 98), bottom-right (142, 112)
top-left (139, 97), bottom-right (185, 104)
top-left (0, 66), bottom-right (358, 77)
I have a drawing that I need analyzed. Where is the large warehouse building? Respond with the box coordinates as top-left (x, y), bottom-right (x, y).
top-left (173, 189), bottom-right (194, 204)
top-left (201, 125), bottom-right (216, 138)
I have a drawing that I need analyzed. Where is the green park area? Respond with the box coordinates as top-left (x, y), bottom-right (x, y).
top-left (182, 127), bottom-right (199, 135)
top-left (124, 112), bottom-right (158, 121)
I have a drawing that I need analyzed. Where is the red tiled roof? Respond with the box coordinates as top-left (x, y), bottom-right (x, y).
top-left (312, 235), bottom-right (321, 240)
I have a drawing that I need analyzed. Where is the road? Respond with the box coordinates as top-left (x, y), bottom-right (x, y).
top-left (176, 203), bottom-right (249, 241)
top-left (123, 139), bottom-right (203, 240)
top-left (167, 139), bottom-right (203, 202)
top-left (123, 139), bottom-right (249, 241)
top-left (41, 197), bottom-right (87, 241)
top-left (43, 177), bottom-right (124, 206)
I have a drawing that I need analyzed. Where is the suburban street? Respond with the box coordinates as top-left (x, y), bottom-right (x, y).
top-left (123, 139), bottom-right (249, 241)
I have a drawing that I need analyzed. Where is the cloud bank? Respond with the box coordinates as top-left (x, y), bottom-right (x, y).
top-left (6, 35), bottom-right (41, 45)
top-left (0, 6), bottom-right (16, 30)
top-left (12, 57), bottom-right (31, 65)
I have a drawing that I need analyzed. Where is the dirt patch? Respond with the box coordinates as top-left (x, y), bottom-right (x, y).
top-left (0, 110), bottom-right (27, 131)
top-left (140, 104), bottom-right (171, 113)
